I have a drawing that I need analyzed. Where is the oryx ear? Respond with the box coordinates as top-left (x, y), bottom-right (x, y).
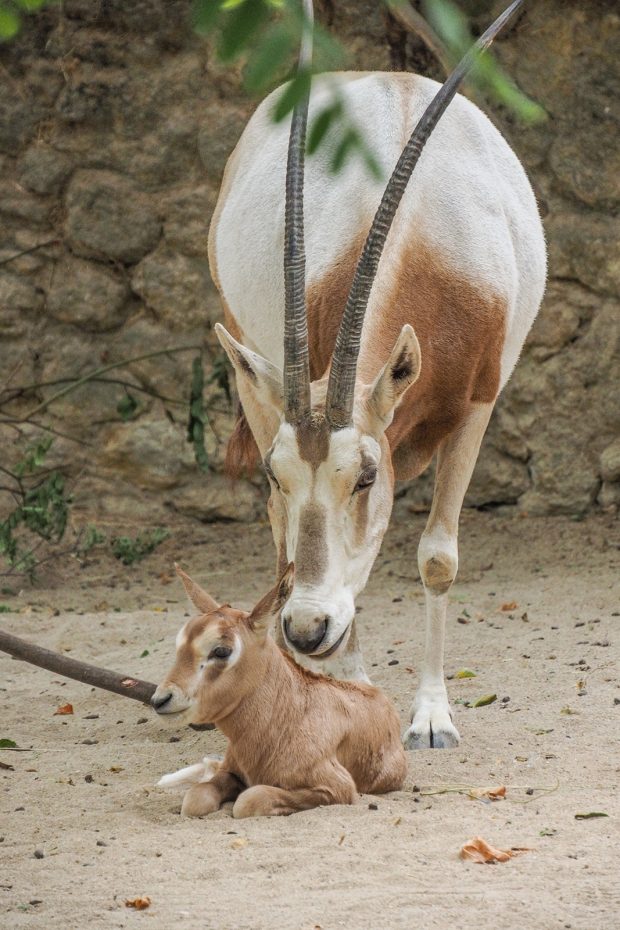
top-left (174, 563), bottom-right (219, 615)
top-left (369, 324), bottom-right (421, 427)
top-left (215, 323), bottom-right (283, 413)
top-left (249, 563), bottom-right (295, 634)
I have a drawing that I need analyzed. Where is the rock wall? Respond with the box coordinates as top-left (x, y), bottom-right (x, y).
top-left (0, 0), bottom-right (618, 528)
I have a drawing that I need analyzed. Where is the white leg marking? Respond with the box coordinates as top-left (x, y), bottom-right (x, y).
top-left (157, 755), bottom-right (223, 789)
top-left (404, 404), bottom-right (493, 751)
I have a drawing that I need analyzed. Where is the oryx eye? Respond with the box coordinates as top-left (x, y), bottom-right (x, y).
top-left (353, 466), bottom-right (377, 493)
top-left (208, 645), bottom-right (232, 661)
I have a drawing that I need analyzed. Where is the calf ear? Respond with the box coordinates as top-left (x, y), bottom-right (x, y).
top-left (215, 323), bottom-right (283, 414)
top-left (368, 324), bottom-right (421, 427)
top-left (249, 563), bottom-right (295, 634)
top-left (174, 563), bottom-right (219, 614)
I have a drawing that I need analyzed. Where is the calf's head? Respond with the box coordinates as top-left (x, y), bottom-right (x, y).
top-left (151, 563), bottom-right (294, 723)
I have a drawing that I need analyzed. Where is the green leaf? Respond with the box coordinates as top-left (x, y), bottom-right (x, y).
top-left (219, 0), bottom-right (269, 62)
top-left (0, 738), bottom-right (18, 748)
top-left (469, 693), bottom-right (497, 708)
top-left (0, 604), bottom-right (12, 613)
top-left (243, 21), bottom-right (293, 93)
top-left (0, 7), bottom-right (20, 40)
top-left (140, 649), bottom-right (150, 658)
top-left (272, 69), bottom-right (311, 122)
top-left (574, 812), bottom-right (608, 820)
top-left (307, 102), bottom-right (341, 155)
top-left (330, 127), bottom-right (357, 174)
top-left (116, 392), bottom-right (138, 421)
top-left (455, 668), bottom-right (476, 679)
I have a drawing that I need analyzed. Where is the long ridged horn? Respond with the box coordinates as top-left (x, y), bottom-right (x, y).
top-left (283, 0), bottom-right (314, 424)
top-left (325, 0), bottom-right (524, 429)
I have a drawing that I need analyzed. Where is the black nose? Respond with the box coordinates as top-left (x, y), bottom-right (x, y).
top-left (151, 691), bottom-right (172, 711)
top-left (283, 617), bottom-right (328, 655)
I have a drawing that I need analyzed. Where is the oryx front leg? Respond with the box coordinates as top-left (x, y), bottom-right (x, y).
top-left (404, 404), bottom-right (493, 751)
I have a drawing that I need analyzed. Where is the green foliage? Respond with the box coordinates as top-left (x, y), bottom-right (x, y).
top-left (0, 0), bottom-right (55, 40)
top-left (0, 738), bottom-right (18, 748)
top-left (192, 0), bottom-right (544, 179)
top-left (116, 392), bottom-right (139, 422)
top-left (421, 0), bottom-right (545, 123)
top-left (0, 440), bottom-right (71, 578)
top-left (75, 525), bottom-right (107, 558)
top-left (110, 528), bottom-right (170, 566)
top-left (187, 355), bottom-right (210, 474)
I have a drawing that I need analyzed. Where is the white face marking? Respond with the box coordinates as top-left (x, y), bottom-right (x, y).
top-left (267, 420), bottom-right (394, 657)
top-left (175, 625), bottom-right (188, 650)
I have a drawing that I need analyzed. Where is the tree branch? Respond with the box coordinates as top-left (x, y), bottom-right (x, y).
top-left (0, 628), bottom-right (214, 729)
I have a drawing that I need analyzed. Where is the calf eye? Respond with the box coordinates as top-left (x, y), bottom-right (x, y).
top-left (353, 466), bottom-right (377, 493)
top-left (208, 645), bottom-right (232, 661)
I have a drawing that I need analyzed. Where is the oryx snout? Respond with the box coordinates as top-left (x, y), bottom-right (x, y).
top-left (281, 589), bottom-right (354, 658)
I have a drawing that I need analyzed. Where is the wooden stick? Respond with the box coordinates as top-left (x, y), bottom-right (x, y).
top-left (0, 627), bottom-right (156, 703)
top-left (0, 628), bottom-right (215, 729)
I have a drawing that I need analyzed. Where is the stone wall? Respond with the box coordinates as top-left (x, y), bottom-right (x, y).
top-left (0, 0), bottom-right (618, 528)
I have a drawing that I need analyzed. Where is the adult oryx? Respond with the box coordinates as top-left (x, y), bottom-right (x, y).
top-left (209, 0), bottom-right (546, 749)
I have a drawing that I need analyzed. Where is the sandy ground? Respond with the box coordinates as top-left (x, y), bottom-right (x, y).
top-left (1, 507), bottom-right (619, 930)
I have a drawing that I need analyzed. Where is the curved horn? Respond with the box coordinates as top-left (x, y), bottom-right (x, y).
top-left (325, 0), bottom-right (524, 429)
top-left (283, 0), bottom-right (314, 424)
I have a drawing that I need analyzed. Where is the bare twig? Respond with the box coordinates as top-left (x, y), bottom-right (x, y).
top-left (385, 0), bottom-right (453, 76)
top-left (24, 345), bottom-right (202, 420)
top-left (0, 239), bottom-right (60, 268)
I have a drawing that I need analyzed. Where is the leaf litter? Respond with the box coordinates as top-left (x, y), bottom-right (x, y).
top-left (460, 836), bottom-right (532, 864)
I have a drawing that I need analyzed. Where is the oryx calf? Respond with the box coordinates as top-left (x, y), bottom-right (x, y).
top-left (152, 565), bottom-right (407, 818)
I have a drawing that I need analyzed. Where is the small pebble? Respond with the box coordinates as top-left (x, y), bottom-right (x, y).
top-left (136, 717), bottom-right (148, 725)
top-left (84, 774), bottom-right (94, 783)
top-left (169, 735), bottom-right (181, 743)
top-left (96, 840), bottom-right (107, 847)
top-left (526, 787), bottom-right (534, 796)
top-left (388, 659), bottom-right (399, 666)
top-left (501, 696), bottom-right (510, 703)
top-left (412, 785), bottom-right (420, 793)
top-left (29, 900), bottom-right (43, 906)
top-left (15, 807), bottom-right (25, 812)
top-left (34, 850), bottom-right (44, 859)
top-left (368, 802), bottom-right (378, 810)
top-left (82, 739), bottom-right (98, 745)
top-left (83, 714), bottom-right (99, 720)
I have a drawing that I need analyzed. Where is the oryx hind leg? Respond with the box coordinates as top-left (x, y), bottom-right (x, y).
top-left (404, 402), bottom-right (494, 750)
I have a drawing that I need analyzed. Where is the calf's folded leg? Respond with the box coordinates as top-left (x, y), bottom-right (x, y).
top-left (233, 762), bottom-right (358, 818)
top-left (181, 770), bottom-right (244, 818)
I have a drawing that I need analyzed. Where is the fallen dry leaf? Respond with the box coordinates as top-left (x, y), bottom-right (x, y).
top-left (469, 693), bottom-right (497, 708)
top-left (338, 834), bottom-right (346, 846)
top-left (392, 816), bottom-right (402, 826)
top-left (468, 785), bottom-right (506, 802)
top-left (501, 601), bottom-right (518, 612)
top-left (230, 837), bottom-right (248, 849)
top-left (574, 811), bottom-right (608, 820)
top-left (460, 836), bottom-right (531, 864)
top-left (53, 703), bottom-right (74, 716)
top-left (125, 896), bottom-right (151, 910)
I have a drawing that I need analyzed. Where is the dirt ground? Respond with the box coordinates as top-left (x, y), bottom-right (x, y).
top-left (1, 507), bottom-right (619, 930)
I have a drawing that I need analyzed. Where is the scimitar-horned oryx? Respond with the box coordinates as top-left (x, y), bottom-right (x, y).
top-left (209, 0), bottom-right (546, 749)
